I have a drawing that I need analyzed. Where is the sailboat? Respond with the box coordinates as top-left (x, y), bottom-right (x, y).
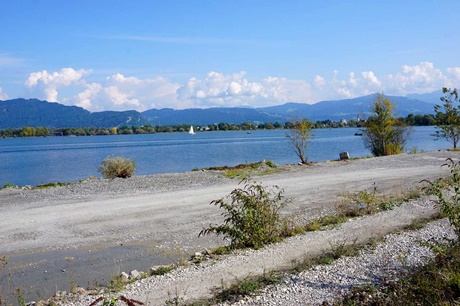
top-left (189, 126), bottom-right (196, 135)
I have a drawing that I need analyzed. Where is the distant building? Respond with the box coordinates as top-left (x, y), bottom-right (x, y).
top-left (341, 118), bottom-right (348, 125)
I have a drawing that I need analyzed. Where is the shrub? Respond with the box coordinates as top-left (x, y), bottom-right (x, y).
top-left (362, 93), bottom-right (410, 156)
top-left (427, 158), bottom-right (460, 238)
top-left (199, 178), bottom-right (290, 249)
top-left (98, 156), bottom-right (136, 179)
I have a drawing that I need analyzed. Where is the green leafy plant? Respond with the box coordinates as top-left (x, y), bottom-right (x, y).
top-left (425, 158), bottom-right (460, 238)
top-left (150, 265), bottom-right (174, 276)
top-left (215, 272), bottom-right (283, 303)
top-left (98, 156), bottom-right (136, 179)
top-left (89, 295), bottom-right (144, 306)
top-left (199, 178), bottom-right (290, 249)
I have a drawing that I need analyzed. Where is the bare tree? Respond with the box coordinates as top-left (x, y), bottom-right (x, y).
top-left (286, 118), bottom-right (314, 164)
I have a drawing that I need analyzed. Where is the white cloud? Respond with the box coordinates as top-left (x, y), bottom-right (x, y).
top-left (25, 68), bottom-right (90, 101)
top-left (446, 67), bottom-right (460, 86)
top-left (0, 87), bottom-right (8, 100)
top-left (18, 62), bottom-right (460, 112)
top-left (67, 73), bottom-right (180, 112)
top-left (361, 71), bottom-right (381, 87)
top-left (313, 75), bottom-right (325, 88)
top-left (385, 61), bottom-right (447, 95)
top-left (0, 54), bottom-right (25, 67)
top-left (178, 71), bottom-right (311, 107)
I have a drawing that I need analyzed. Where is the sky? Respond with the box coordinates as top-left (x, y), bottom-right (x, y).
top-left (0, 0), bottom-right (459, 112)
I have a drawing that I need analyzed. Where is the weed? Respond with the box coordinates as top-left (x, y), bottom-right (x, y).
top-left (199, 177), bottom-right (291, 250)
top-left (213, 246), bottom-right (231, 256)
top-left (305, 214), bottom-right (347, 232)
top-left (204, 160), bottom-right (279, 179)
top-left (89, 295), bottom-right (144, 306)
top-left (425, 158), bottom-right (460, 238)
top-left (65, 257), bottom-right (77, 293)
top-left (313, 240), bottom-right (361, 266)
top-left (98, 156), bottom-right (136, 179)
top-left (106, 275), bottom-right (126, 292)
top-left (215, 272), bottom-right (283, 302)
top-left (279, 218), bottom-right (306, 237)
top-left (305, 219), bottom-right (322, 231)
top-left (33, 182), bottom-right (70, 189)
top-left (15, 287), bottom-right (26, 306)
top-left (150, 265), bottom-right (174, 276)
top-left (2, 183), bottom-right (15, 188)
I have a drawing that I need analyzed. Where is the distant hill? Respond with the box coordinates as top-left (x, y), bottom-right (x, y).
top-left (260, 94), bottom-right (435, 122)
top-left (0, 99), bottom-right (145, 129)
top-left (141, 107), bottom-right (283, 125)
top-left (0, 93), bottom-right (437, 129)
top-left (406, 90), bottom-right (443, 104)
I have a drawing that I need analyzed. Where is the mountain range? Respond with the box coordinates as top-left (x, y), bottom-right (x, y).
top-left (0, 91), bottom-right (442, 129)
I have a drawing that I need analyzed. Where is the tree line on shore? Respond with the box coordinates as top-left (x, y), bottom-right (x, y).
top-left (0, 113), bottom-right (436, 138)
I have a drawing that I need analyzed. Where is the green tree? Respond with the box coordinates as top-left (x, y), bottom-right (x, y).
top-left (36, 126), bottom-right (49, 137)
top-left (362, 93), bottom-right (410, 156)
top-left (434, 87), bottom-right (460, 149)
top-left (286, 118), bottom-right (314, 164)
top-left (21, 126), bottom-right (36, 137)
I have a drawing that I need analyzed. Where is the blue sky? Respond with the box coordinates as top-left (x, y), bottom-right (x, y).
top-left (0, 0), bottom-right (459, 112)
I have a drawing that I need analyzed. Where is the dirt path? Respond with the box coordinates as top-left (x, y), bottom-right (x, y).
top-left (0, 151), bottom-right (455, 303)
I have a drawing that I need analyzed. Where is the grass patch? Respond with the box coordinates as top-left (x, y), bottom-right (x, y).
top-left (202, 160), bottom-right (280, 179)
top-left (305, 214), bottom-right (348, 232)
top-left (150, 265), bottom-right (174, 276)
top-left (33, 182), bottom-right (70, 189)
top-left (214, 272), bottom-right (284, 303)
top-left (338, 184), bottom-right (424, 218)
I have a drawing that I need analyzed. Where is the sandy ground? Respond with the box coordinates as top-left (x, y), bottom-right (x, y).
top-left (0, 151), bottom-right (457, 303)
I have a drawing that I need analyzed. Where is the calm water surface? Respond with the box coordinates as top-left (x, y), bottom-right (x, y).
top-left (0, 126), bottom-right (450, 186)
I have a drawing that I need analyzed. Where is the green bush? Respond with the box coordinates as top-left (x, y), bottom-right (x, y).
top-left (98, 156), bottom-right (136, 179)
top-left (199, 178), bottom-right (290, 249)
top-left (427, 158), bottom-right (460, 238)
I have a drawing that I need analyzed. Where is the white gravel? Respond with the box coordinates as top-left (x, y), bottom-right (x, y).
top-left (60, 198), bottom-right (454, 306)
top-left (227, 218), bottom-right (455, 306)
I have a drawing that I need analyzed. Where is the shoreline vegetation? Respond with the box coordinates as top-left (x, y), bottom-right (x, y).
top-left (0, 113), bottom-right (435, 138)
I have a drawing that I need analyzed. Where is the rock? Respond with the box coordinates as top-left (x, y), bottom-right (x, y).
top-left (339, 152), bottom-right (350, 160)
top-left (130, 269), bottom-right (141, 280)
top-left (121, 271), bottom-right (130, 281)
top-left (75, 287), bottom-right (87, 295)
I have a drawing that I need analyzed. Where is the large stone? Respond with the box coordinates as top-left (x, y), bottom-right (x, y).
top-left (339, 152), bottom-right (350, 160)
top-left (129, 269), bottom-right (142, 280)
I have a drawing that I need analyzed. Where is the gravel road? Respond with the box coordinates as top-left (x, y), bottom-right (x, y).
top-left (0, 151), bottom-right (457, 305)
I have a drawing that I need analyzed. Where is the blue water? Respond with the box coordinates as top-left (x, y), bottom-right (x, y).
top-left (0, 126), bottom-right (450, 186)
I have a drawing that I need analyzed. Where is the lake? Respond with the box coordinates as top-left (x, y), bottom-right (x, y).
top-left (0, 126), bottom-right (450, 187)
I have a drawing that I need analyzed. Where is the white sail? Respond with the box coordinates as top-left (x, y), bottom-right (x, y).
top-left (189, 126), bottom-right (196, 135)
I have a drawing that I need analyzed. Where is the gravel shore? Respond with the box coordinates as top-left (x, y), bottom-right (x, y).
top-left (1, 151), bottom-right (457, 305)
top-left (64, 200), bottom-right (453, 306)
